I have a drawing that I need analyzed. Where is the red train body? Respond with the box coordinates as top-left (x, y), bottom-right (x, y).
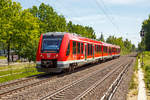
top-left (36, 32), bottom-right (120, 73)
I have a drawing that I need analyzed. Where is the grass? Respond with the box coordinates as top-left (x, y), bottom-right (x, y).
top-left (0, 63), bottom-right (34, 70)
top-left (127, 56), bottom-right (138, 99)
top-left (140, 51), bottom-right (150, 90)
top-left (134, 56), bottom-right (139, 72)
top-left (129, 56), bottom-right (138, 90)
top-left (0, 56), bottom-right (6, 59)
top-left (0, 63), bottom-right (43, 83)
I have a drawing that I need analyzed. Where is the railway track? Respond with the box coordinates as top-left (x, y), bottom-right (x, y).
top-left (0, 59), bottom-right (116, 99)
top-left (0, 56), bottom-right (133, 100)
top-left (0, 58), bottom-right (121, 99)
top-left (77, 60), bottom-right (133, 100)
top-left (0, 73), bottom-right (58, 98)
top-left (39, 58), bottom-right (132, 100)
top-left (100, 60), bottom-right (132, 100)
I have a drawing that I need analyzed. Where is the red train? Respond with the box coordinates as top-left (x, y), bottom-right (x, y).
top-left (36, 32), bottom-right (120, 73)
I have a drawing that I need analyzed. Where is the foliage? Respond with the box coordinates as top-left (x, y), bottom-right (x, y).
top-left (0, 1), bottom-right (96, 62)
top-left (29, 3), bottom-right (96, 39)
top-left (106, 36), bottom-right (135, 54)
top-left (140, 15), bottom-right (150, 51)
top-left (129, 56), bottom-right (138, 90)
top-left (142, 51), bottom-right (150, 90)
top-left (129, 73), bottom-right (138, 90)
top-left (98, 33), bottom-right (105, 42)
top-left (0, 56), bottom-right (6, 59)
top-left (0, 64), bottom-right (42, 83)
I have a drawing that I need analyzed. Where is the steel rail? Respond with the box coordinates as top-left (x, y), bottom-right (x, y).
top-left (100, 59), bottom-right (133, 100)
top-left (40, 59), bottom-right (127, 100)
top-left (73, 61), bottom-right (131, 100)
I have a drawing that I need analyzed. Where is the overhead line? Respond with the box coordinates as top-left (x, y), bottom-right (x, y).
top-left (95, 0), bottom-right (121, 35)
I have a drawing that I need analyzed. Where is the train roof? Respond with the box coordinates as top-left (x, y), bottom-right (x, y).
top-left (42, 32), bottom-right (102, 44)
top-left (42, 32), bottom-right (66, 36)
top-left (65, 33), bottom-right (103, 44)
top-left (102, 42), bottom-right (120, 48)
top-left (42, 32), bottom-right (120, 48)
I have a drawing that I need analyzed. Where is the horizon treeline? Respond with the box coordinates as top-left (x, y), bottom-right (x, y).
top-left (0, 0), bottom-right (135, 62)
top-left (0, 0), bottom-right (96, 62)
top-left (138, 15), bottom-right (150, 51)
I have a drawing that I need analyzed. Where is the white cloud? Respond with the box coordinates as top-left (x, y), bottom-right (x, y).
top-left (66, 14), bottom-right (142, 47)
top-left (103, 0), bottom-right (148, 5)
top-left (66, 14), bottom-right (108, 27)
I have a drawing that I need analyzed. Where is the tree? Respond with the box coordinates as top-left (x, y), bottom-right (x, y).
top-left (30, 3), bottom-right (68, 33)
top-left (14, 9), bottom-right (40, 62)
top-left (141, 15), bottom-right (150, 51)
top-left (0, 1), bottom-right (97, 63)
top-left (98, 33), bottom-right (105, 42)
top-left (0, 0), bottom-right (22, 64)
top-left (106, 36), bottom-right (134, 54)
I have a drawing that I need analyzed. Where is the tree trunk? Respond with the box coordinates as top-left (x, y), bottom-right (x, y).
top-left (7, 41), bottom-right (10, 65)
top-left (12, 54), bottom-right (14, 62)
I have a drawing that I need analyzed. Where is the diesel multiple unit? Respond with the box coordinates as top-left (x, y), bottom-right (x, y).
top-left (36, 32), bottom-right (120, 73)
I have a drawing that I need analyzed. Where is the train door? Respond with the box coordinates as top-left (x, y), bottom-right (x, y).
top-left (93, 44), bottom-right (94, 59)
top-left (85, 43), bottom-right (87, 60)
top-left (102, 45), bottom-right (104, 60)
top-left (109, 47), bottom-right (112, 56)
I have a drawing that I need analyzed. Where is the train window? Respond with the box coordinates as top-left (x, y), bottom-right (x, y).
top-left (96, 45), bottom-right (98, 53)
top-left (99, 45), bottom-right (101, 53)
top-left (96, 45), bottom-right (99, 53)
top-left (81, 43), bottom-right (83, 54)
top-left (73, 41), bottom-right (76, 54)
top-left (77, 42), bottom-right (81, 54)
top-left (90, 44), bottom-right (92, 55)
top-left (95, 45), bottom-right (96, 53)
top-left (103, 46), bottom-right (105, 53)
top-left (88, 44), bottom-right (90, 56)
top-left (66, 42), bottom-right (70, 56)
top-left (97, 45), bottom-right (98, 53)
top-left (104, 46), bottom-right (107, 53)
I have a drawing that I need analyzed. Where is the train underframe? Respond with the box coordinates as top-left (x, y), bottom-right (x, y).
top-left (36, 55), bottom-right (120, 73)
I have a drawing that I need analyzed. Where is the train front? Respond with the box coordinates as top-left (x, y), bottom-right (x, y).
top-left (36, 33), bottom-right (64, 73)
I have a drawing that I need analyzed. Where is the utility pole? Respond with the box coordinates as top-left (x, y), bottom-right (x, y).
top-left (140, 29), bottom-right (145, 66)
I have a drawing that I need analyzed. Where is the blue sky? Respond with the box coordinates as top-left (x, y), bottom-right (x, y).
top-left (14, 0), bottom-right (150, 47)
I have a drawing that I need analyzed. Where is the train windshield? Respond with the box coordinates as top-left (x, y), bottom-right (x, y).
top-left (42, 35), bottom-right (63, 53)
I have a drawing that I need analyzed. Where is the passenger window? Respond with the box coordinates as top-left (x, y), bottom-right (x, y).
top-left (104, 46), bottom-right (107, 53)
top-left (95, 45), bottom-right (96, 53)
top-left (88, 44), bottom-right (90, 56)
top-left (77, 42), bottom-right (81, 54)
top-left (99, 45), bottom-right (101, 53)
top-left (97, 45), bottom-right (99, 53)
top-left (103, 46), bottom-right (105, 53)
top-left (73, 41), bottom-right (76, 54)
top-left (66, 42), bottom-right (70, 56)
top-left (81, 43), bottom-right (83, 54)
